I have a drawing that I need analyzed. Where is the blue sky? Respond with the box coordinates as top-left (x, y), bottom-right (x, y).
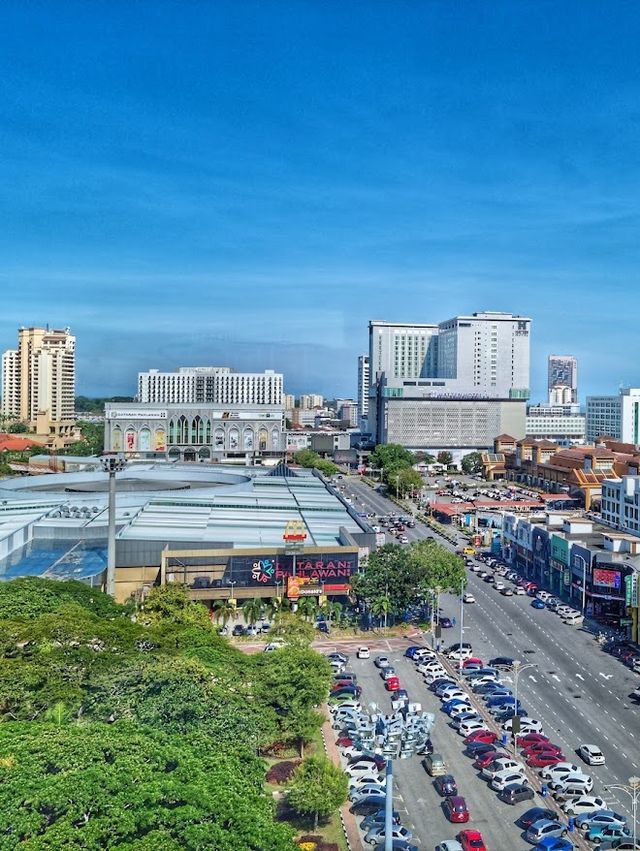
top-left (1, 1), bottom-right (640, 400)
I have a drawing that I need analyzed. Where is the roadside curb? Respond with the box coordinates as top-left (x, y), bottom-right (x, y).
top-left (321, 713), bottom-right (365, 851)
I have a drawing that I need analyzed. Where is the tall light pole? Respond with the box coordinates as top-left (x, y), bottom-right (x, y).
top-left (510, 660), bottom-right (537, 754)
top-left (605, 776), bottom-right (640, 848)
top-left (458, 578), bottom-right (466, 675)
top-left (100, 454), bottom-right (126, 598)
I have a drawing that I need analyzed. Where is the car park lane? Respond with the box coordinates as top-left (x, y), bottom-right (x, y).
top-left (349, 648), bottom-right (554, 850)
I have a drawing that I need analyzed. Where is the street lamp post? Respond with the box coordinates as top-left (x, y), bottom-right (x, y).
top-left (605, 776), bottom-right (640, 848)
top-left (228, 580), bottom-right (237, 601)
top-left (100, 454), bottom-right (127, 598)
top-left (510, 660), bottom-right (537, 754)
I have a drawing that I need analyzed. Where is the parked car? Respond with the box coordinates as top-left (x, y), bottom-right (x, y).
top-left (497, 783), bottom-right (535, 805)
top-left (517, 808), bottom-right (557, 829)
top-left (423, 752), bottom-right (446, 776)
top-left (561, 796), bottom-right (608, 816)
top-left (374, 655), bottom-right (391, 668)
top-left (576, 811), bottom-right (628, 833)
top-left (457, 829), bottom-right (487, 851)
top-left (489, 769), bottom-right (529, 792)
top-left (524, 819), bottom-right (569, 844)
top-left (434, 774), bottom-right (458, 797)
top-left (364, 824), bottom-right (413, 845)
top-left (443, 796), bottom-right (470, 823)
top-left (357, 646), bottom-right (371, 659)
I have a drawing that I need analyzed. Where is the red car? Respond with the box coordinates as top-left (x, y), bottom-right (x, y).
top-left (335, 735), bottom-right (353, 747)
top-left (521, 742), bottom-right (562, 756)
top-left (444, 795), bottom-right (470, 823)
top-left (463, 657), bottom-right (484, 668)
top-left (517, 732), bottom-right (549, 747)
top-left (458, 829), bottom-right (487, 851)
top-left (526, 751), bottom-right (564, 768)
top-left (465, 730), bottom-right (498, 745)
top-left (385, 676), bottom-right (400, 691)
top-left (473, 750), bottom-right (505, 769)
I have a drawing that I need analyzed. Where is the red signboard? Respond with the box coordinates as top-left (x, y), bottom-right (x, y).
top-left (593, 568), bottom-right (621, 589)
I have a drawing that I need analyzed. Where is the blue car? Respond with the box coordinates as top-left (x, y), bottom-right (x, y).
top-left (440, 617), bottom-right (453, 628)
top-left (531, 598), bottom-right (546, 609)
top-left (404, 646), bottom-right (421, 659)
top-left (442, 698), bottom-right (471, 712)
top-left (485, 695), bottom-right (518, 708)
top-left (535, 838), bottom-right (573, 850)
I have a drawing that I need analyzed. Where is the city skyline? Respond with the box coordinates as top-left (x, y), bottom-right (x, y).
top-left (3, 2), bottom-right (640, 399)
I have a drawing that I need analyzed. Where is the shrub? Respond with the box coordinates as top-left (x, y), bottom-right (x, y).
top-left (267, 760), bottom-right (300, 783)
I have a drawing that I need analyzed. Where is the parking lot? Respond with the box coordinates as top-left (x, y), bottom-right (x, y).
top-left (335, 647), bottom-right (591, 850)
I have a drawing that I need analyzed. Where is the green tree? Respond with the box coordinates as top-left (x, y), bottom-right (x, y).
top-left (0, 577), bottom-right (129, 621)
top-left (369, 594), bottom-right (392, 628)
top-left (292, 449), bottom-right (338, 476)
top-left (211, 599), bottom-right (238, 629)
top-left (270, 612), bottom-right (315, 646)
top-left (0, 723), bottom-right (297, 851)
top-left (241, 598), bottom-right (266, 627)
top-left (7, 421), bottom-right (28, 433)
top-left (296, 596), bottom-right (318, 622)
top-left (369, 443), bottom-right (415, 470)
top-left (139, 584), bottom-right (213, 629)
top-left (461, 451), bottom-right (483, 475)
top-left (253, 647), bottom-right (332, 755)
top-left (436, 450), bottom-right (453, 467)
top-left (287, 756), bottom-right (348, 830)
top-left (394, 466), bottom-right (423, 497)
top-left (408, 539), bottom-right (467, 594)
top-left (319, 599), bottom-right (342, 626)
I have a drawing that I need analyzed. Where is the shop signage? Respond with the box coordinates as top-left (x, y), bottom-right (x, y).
top-left (107, 409), bottom-right (167, 420)
top-left (625, 573), bottom-right (638, 607)
top-left (593, 568), bottom-right (621, 589)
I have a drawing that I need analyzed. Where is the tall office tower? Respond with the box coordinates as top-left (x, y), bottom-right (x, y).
top-left (357, 355), bottom-right (370, 428)
top-left (298, 394), bottom-right (324, 409)
top-left (436, 312), bottom-right (531, 398)
top-left (137, 367), bottom-right (283, 406)
top-left (548, 355), bottom-right (578, 404)
top-left (368, 320), bottom-right (439, 381)
top-left (1, 326), bottom-right (77, 446)
top-left (586, 388), bottom-right (640, 444)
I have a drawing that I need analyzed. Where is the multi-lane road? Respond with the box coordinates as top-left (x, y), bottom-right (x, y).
top-left (340, 475), bottom-right (640, 840)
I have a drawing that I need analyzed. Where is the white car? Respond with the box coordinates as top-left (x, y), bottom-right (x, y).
top-left (513, 586), bottom-right (526, 595)
top-left (424, 670), bottom-right (448, 684)
top-left (421, 660), bottom-right (448, 673)
top-left (549, 773), bottom-right (593, 793)
top-left (458, 719), bottom-right (488, 737)
top-left (447, 648), bottom-right (473, 661)
top-left (440, 687), bottom-right (469, 701)
top-left (349, 773), bottom-right (384, 791)
top-left (347, 763), bottom-right (384, 779)
top-left (577, 744), bottom-right (605, 766)
top-left (493, 582), bottom-right (505, 591)
top-left (561, 795), bottom-right (607, 816)
top-left (502, 717), bottom-right (543, 733)
top-left (435, 842), bottom-right (464, 851)
top-left (481, 757), bottom-right (523, 780)
top-left (340, 745), bottom-right (364, 759)
top-left (463, 593), bottom-right (476, 603)
top-left (540, 763), bottom-right (584, 781)
top-left (357, 646), bottom-right (370, 659)
top-left (490, 769), bottom-right (528, 792)
top-left (413, 648), bottom-right (437, 661)
top-left (448, 704), bottom-right (474, 718)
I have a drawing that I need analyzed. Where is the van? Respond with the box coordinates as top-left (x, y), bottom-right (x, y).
top-left (564, 612), bottom-right (585, 626)
top-left (422, 752), bottom-right (446, 776)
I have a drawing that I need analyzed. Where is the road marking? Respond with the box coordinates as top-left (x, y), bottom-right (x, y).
top-left (599, 672), bottom-right (613, 681)
top-left (576, 673), bottom-right (584, 681)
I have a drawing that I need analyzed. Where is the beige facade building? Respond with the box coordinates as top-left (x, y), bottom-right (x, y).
top-left (1, 327), bottom-right (78, 448)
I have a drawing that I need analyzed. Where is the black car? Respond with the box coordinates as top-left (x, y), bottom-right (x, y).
top-left (434, 774), bottom-right (458, 797)
top-left (517, 807), bottom-right (557, 829)
top-left (464, 742), bottom-right (496, 758)
top-left (350, 794), bottom-right (387, 815)
top-left (489, 657), bottom-right (514, 669)
top-left (497, 783), bottom-right (535, 805)
top-left (429, 679), bottom-right (456, 692)
top-left (232, 624), bottom-right (246, 636)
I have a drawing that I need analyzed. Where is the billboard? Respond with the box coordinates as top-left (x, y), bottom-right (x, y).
top-left (107, 409), bottom-right (167, 420)
top-left (593, 568), bottom-right (621, 589)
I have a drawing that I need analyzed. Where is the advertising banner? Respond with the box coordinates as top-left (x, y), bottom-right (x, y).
top-left (551, 534), bottom-right (569, 566)
top-left (593, 568), bottom-right (621, 589)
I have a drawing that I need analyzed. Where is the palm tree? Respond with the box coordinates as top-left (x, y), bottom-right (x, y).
top-left (242, 597), bottom-right (265, 627)
top-left (370, 595), bottom-right (392, 630)
top-left (320, 599), bottom-right (342, 626)
top-left (296, 596), bottom-right (319, 622)
top-left (212, 599), bottom-right (237, 628)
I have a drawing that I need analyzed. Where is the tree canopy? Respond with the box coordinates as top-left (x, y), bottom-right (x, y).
top-left (292, 449), bottom-right (339, 477)
top-left (461, 451), bottom-right (483, 474)
top-left (0, 580), bottom-right (337, 850)
top-left (287, 756), bottom-right (348, 830)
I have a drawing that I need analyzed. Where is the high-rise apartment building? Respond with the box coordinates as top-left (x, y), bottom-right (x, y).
top-left (357, 355), bottom-right (370, 429)
top-left (137, 367), bottom-right (283, 406)
top-left (283, 393), bottom-right (296, 411)
top-left (1, 326), bottom-right (77, 447)
top-left (298, 394), bottom-right (323, 409)
top-left (368, 321), bottom-right (439, 382)
top-left (548, 355), bottom-right (578, 404)
top-left (586, 388), bottom-right (640, 444)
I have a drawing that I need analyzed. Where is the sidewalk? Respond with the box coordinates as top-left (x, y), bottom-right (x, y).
top-left (321, 715), bottom-right (365, 851)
